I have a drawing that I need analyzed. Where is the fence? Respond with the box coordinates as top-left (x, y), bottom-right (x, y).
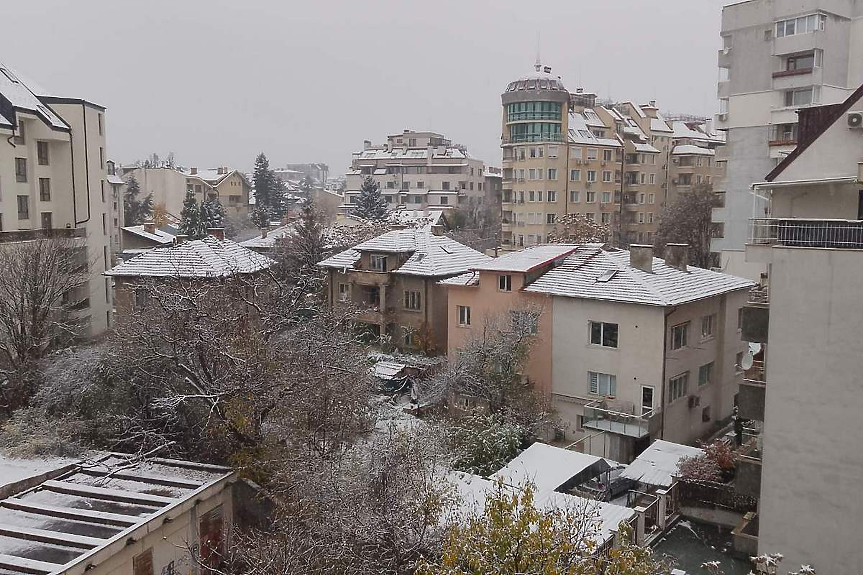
top-left (678, 479), bottom-right (757, 513)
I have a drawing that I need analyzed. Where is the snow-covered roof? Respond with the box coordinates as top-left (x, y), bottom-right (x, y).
top-left (121, 225), bottom-right (175, 245)
top-left (471, 244), bottom-right (577, 273)
top-left (620, 440), bottom-right (703, 488)
top-left (318, 229), bottom-right (491, 277)
top-left (491, 443), bottom-right (608, 499)
top-left (439, 270), bottom-right (480, 287)
top-left (672, 144), bottom-right (716, 156)
top-left (0, 61), bottom-right (69, 131)
top-left (239, 224), bottom-right (294, 250)
top-left (353, 147), bottom-right (470, 161)
top-left (105, 236), bottom-right (273, 278)
top-left (634, 143), bottom-right (660, 153)
top-left (106, 174), bottom-right (125, 185)
top-left (650, 117), bottom-right (673, 133)
top-left (524, 246), bottom-right (755, 306)
top-left (371, 361), bottom-right (407, 380)
top-left (0, 453), bottom-right (234, 574)
top-left (179, 167), bottom-right (244, 186)
top-left (388, 209), bottom-right (446, 229)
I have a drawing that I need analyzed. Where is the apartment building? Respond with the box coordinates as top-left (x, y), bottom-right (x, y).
top-left (500, 65), bottom-right (722, 250)
top-left (318, 228), bottom-right (491, 354)
top-left (445, 241), bottom-right (753, 463)
top-left (713, 0), bottom-right (863, 278)
top-left (735, 87), bottom-right (863, 572)
top-left (344, 130), bottom-right (486, 215)
top-left (0, 61), bottom-right (114, 334)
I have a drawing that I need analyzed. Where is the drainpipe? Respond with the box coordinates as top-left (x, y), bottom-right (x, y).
top-left (74, 103), bottom-right (92, 225)
top-left (659, 306), bottom-right (677, 439)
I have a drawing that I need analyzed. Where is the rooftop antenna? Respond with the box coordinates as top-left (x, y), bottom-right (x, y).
top-left (535, 32), bottom-right (541, 71)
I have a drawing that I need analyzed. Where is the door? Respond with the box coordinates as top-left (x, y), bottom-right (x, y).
top-left (641, 386), bottom-right (654, 417)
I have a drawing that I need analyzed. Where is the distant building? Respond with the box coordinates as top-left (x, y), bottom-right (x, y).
top-left (318, 228), bottom-right (491, 354)
top-left (344, 130), bottom-right (487, 215)
top-left (283, 162), bottom-right (329, 185)
top-left (120, 222), bottom-right (176, 253)
top-left (0, 60), bottom-right (116, 334)
top-left (713, 0), bottom-right (863, 278)
top-left (736, 85), bottom-right (863, 571)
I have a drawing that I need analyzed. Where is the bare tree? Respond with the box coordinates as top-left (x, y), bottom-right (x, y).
top-left (547, 213), bottom-right (610, 244)
top-left (654, 184), bottom-right (719, 269)
top-left (0, 235), bottom-right (91, 410)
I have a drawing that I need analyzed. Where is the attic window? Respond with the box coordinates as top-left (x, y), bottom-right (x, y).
top-left (440, 246), bottom-right (453, 255)
top-left (0, 68), bottom-right (19, 83)
top-left (596, 270), bottom-right (618, 283)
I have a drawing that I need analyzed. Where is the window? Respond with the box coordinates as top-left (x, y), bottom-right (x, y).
top-left (442, 181), bottom-right (450, 190)
top-left (511, 310), bottom-right (539, 334)
top-left (548, 168), bottom-right (557, 180)
top-left (98, 113), bottom-right (103, 136)
top-left (529, 147), bottom-right (536, 158)
top-left (585, 212), bottom-right (595, 221)
top-left (671, 322), bottom-right (689, 350)
top-left (404, 290), bottom-right (421, 310)
top-left (785, 86), bottom-right (819, 107)
top-left (601, 212), bottom-right (611, 224)
top-left (570, 169), bottom-right (581, 181)
top-left (602, 171), bottom-right (612, 182)
top-left (547, 190), bottom-right (557, 202)
top-left (570, 147), bottom-right (582, 159)
top-left (649, 173), bottom-right (656, 185)
top-left (528, 190), bottom-right (535, 202)
top-left (37, 141), bottom-right (49, 165)
top-left (17, 195), bottom-right (29, 219)
top-left (101, 180), bottom-right (106, 203)
top-left (403, 327), bottom-right (415, 347)
top-left (529, 169), bottom-right (536, 180)
top-left (570, 190), bottom-right (580, 202)
top-left (132, 548), bottom-right (153, 575)
top-left (416, 181), bottom-right (424, 189)
top-left (548, 145), bottom-right (558, 158)
top-left (102, 213), bottom-right (107, 235)
top-left (590, 321), bottom-right (619, 348)
top-left (648, 193), bottom-right (655, 204)
top-left (647, 212), bottom-right (654, 224)
top-left (589, 371), bottom-right (617, 396)
top-left (99, 147), bottom-right (104, 170)
top-left (641, 386), bottom-right (655, 416)
top-left (587, 148), bottom-right (598, 160)
top-left (587, 171), bottom-right (596, 182)
top-left (698, 362), bottom-right (714, 386)
top-left (775, 13), bottom-right (825, 38)
top-left (602, 149), bottom-right (613, 161)
top-left (338, 283), bottom-right (350, 302)
top-left (669, 372), bottom-right (689, 402)
top-left (457, 305), bottom-right (471, 326)
top-left (638, 212), bottom-right (645, 224)
top-left (586, 191), bottom-right (596, 203)
top-left (546, 213), bottom-right (556, 224)
top-left (369, 254), bottom-right (387, 272)
top-left (701, 314), bottom-right (715, 339)
top-left (440, 196), bottom-right (449, 205)
top-left (499, 274), bottom-right (512, 291)
top-left (15, 158), bottom-right (27, 183)
top-left (39, 178), bottom-right (51, 201)
top-left (537, 191), bottom-right (543, 202)
top-left (41, 212), bottom-right (52, 229)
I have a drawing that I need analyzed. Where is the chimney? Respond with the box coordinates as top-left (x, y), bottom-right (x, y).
top-left (190, 167), bottom-right (198, 175)
top-left (649, 100), bottom-right (656, 107)
top-left (261, 227), bottom-right (268, 239)
top-left (217, 167), bottom-right (223, 175)
top-left (629, 244), bottom-right (653, 273)
top-left (176, 234), bottom-right (188, 244)
top-left (664, 243), bottom-right (689, 272)
top-left (363, 140), bottom-right (372, 150)
top-left (143, 221), bottom-right (156, 235)
top-left (208, 227), bottom-right (225, 241)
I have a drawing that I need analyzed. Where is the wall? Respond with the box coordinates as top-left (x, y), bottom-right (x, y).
top-left (770, 181), bottom-right (859, 218)
top-left (125, 167), bottom-right (187, 217)
top-left (758, 246), bottom-right (863, 572)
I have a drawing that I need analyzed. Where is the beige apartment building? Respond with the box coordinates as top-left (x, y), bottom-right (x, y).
top-left (344, 130), bottom-right (487, 216)
top-left (736, 86), bottom-right (863, 572)
top-left (500, 65), bottom-right (723, 250)
top-left (0, 61), bottom-right (115, 334)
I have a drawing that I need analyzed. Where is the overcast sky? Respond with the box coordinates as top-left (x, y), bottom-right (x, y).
top-left (3, 0), bottom-right (726, 175)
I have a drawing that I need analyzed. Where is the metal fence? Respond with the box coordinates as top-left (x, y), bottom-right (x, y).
top-left (750, 218), bottom-right (863, 249)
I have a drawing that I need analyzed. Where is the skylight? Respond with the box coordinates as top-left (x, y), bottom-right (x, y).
top-left (596, 270), bottom-right (618, 283)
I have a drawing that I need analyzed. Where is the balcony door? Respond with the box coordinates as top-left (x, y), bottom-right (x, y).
top-left (641, 386), bottom-right (654, 417)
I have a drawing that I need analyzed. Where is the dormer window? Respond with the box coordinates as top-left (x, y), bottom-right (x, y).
top-left (370, 254), bottom-right (388, 272)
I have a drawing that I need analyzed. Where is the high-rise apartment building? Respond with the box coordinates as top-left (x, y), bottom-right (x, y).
top-left (344, 130), bottom-right (487, 216)
top-left (500, 65), bottom-right (722, 250)
top-left (0, 61), bottom-right (114, 334)
top-left (713, 0), bottom-right (863, 278)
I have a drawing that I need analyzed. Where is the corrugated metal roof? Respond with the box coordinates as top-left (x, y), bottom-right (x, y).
top-left (105, 236), bottom-right (273, 278)
top-left (524, 246), bottom-right (755, 306)
top-left (620, 440), bottom-right (703, 488)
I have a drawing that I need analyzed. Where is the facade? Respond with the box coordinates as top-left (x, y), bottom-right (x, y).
top-left (713, 0), bottom-right (863, 278)
top-left (0, 453), bottom-right (245, 575)
top-left (120, 222), bottom-right (176, 254)
top-left (283, 162), bottom-right (329, 185)
top-left (344, 130), bottom-right (486, 215)
top-left (0, 61), bottom-right (115, 335)
top-left (106, 160), bottom-right (125, 260)
top-left (318, 228), bottom-right (491, 354)
top-left (500, 65), bottom-right (723, 250)
top-left (736, 88), bottom-right (863, 572)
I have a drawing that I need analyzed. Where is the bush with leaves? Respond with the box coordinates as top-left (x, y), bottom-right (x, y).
top-left (449, 413), bottom-right (523, 477)
top-left (677, 440), bottom-right (736, 483)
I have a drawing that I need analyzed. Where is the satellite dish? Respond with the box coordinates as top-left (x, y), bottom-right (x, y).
top-left (740, 352), bottom-right (754, 371)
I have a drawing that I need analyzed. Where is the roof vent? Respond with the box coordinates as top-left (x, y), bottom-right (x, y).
top-left (629, 244), bottom-right (653, 273)
top-left (664, 243), bottom-right (689, 272)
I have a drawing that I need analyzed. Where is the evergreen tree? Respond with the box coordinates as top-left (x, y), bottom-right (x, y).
top-left (200, 197), bottom-right (226, 230)
top-left (123, 176), bottom-right (154, 225)
top-left (253, 153), bottom-right (274, 214)
top-left (179, 190), bottom-right (204, 239)
top-left (284, 200), bottom-right (324, 276)
top-left (353, 176), bottom-right (387, 220)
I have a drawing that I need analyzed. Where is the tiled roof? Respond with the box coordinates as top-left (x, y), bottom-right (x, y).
top-left (239, 224), bottom-right (294, 250)
top-left (439, 271), bottom-right (479, 287)
top-left (471, 245), bottom-right (577, 273)
top-left (121, 225), bottom-right (175, 244)
top-left (318, 229), bottom-right (491, 277)
top-left (105, 236), bottom-right (273, 278)
top-left (524, 246), bottom-right (755, 306)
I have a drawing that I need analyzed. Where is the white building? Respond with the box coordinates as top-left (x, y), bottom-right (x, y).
top-left (713, 0), bottom-right (863, 278)
top-left (0, 61), bottom-right (115, 334)
top-left (737, 84), bottom-right (863, 572)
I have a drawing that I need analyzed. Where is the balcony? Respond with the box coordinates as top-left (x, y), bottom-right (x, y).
top-left (581, 399), bottom-right (658, 439)
top-left (0, 228), bottom-right (87, 244)
top-left (739, 360), bottom-right (766, 422)
top-left (350, 270), bottom-right (391, 286)
top-left (750, 218), bottom-right (863, 249)
top-left (735, 438), bottom-right (762, 500)
top-left (502, 133), bottom-right (565, 145)
top-left (772, 67), bottom-right (812, 79)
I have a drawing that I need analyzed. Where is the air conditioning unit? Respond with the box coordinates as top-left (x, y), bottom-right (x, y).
top-left (848, 112), bottom-right (863, 129)
top-left (688, 396), bottom-right (701, 409)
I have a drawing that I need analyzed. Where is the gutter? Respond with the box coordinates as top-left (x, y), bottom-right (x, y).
top-left (74, 103), bottom-right (92, 225)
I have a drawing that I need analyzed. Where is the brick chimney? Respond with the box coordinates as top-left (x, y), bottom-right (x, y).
top-left (207, 228), bottom-right (225, 241)
top-left (629, 244), bottom-right (653, 273)
top-left (190, 167), bottom-right (198, 175)
top-left (175, 234), bottom-right (187, 244)
top-left (143, 221), bottom-right (156, 235)
top-left (261, 228), bottom-right (268, 239)
top-left (664, 243), bottom-right (689, 272)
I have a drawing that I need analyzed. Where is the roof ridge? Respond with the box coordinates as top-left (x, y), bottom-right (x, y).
top-left (610, 252), bottom-right (671, 306)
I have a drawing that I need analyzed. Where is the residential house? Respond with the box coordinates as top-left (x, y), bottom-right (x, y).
top-left (713, 0), bottom-right (863, 278)
top-left (105, 233), bottom-right (273, 316)
top-left (0, 60), bottom-right (115, 334)
top-left (317, 228), bottom-right (491, 354)
top-left (735, 84), bottom-right (863, 571)
top-left (120, 222), bottom-right (176, 254)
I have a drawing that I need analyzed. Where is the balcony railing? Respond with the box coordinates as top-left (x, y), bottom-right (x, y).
top-left (0, 228), bottom-right (87, 244)
top-left (503, 133), bottom-right (565, 144)
top-left (581, 399), bottom-right (657, 439)
top-left (750, 218), bottom-right (863, 249)
top-left (507, 112), bottom-right (562, 122)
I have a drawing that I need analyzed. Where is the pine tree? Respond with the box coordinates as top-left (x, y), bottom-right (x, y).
top-left (179, 190), bottom-right (204, 239)
top-left (123, 176), bottom-right (154, 225)
top-left (286, 199), bottom-right (324, 274)
top-left (353, 176), bottom-right (387, 220)
top-left (253, 153), bottom-right (274, 214)
top-left (200, 197), bottom-right (226, 230)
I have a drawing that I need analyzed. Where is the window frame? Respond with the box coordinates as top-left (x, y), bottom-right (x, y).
top-left (668, 371), bottom-right (690, 402)
top-left (589, 321), bottom-right (619, 348)
top-left (671, 322), bottom-right (689, 350)
top-left (457, 305), bottom-right (471, 327)
top-left (698, 362), bottom-right (714, 386)
top-left (701, 313), bottom-right (716, 339)
top-left (588, 371), bottom-right (617, 396)
top-left (369, 254), bottom-right (388, 272)
top-left (404, 290), bottom-right (421, 311)
top-left (498, 274), bottom-right (512, 292)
